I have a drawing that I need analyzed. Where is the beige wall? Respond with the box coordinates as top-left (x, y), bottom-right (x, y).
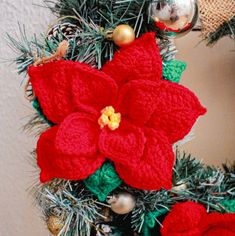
top-left (0, 0), bottom-right (234, 235)
top-left (177, 33), bottom-right (235, 166)
top-left (0, 1), bottom-right (53, 235)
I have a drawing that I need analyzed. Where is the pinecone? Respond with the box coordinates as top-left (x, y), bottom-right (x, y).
top-left (47, 22), bottom-right (97, 67)
top-left (47, 22), bottom-right (82, 41)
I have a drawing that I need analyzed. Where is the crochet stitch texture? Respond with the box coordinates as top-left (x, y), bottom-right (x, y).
top-left (83, 162), bottom-right (122, 202)
top-left (163, 60), bottom-right (187, 83)
top-left (28, 32), bottom-right (206, 190)
top-left (161, 201), bottom-right (235, 236)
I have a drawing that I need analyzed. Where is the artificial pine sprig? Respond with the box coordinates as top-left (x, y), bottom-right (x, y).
top-left (8, 0), bottom-right (186, 75)
top-left (8, 0), bottom-right (158, 75)
top-left (127, 151), bottom-right (235, 233)
top-left (32, 150), bottom-right (235, 235)
top-left (37, 180), bottom-right (109, 236)
top-left (7, 25), bottom-right (42, 75)
top-left (207, 16), bottom-right (235, 45)
top-left (7, 23), bottom-right (105, 75)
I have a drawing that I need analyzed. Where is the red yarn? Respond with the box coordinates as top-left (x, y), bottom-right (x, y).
top-left (28, 60), bottom-right (77, 124)
top-left (161, 202), bottom-right (206, 236)
top-left (55, 112), bottom-right (100, 156)
top-left (147, 80), bottom-right (207, 143)
top-left (99, 119), bottom-right (146, 166)
top-left (117, 80), bottom-right (206, 143)
top-left (37, 126), bottom-right (105, 182)
top-left (161, 202), bottom-right (235, 236)
top-left (29, 32), bottom-right (206, 190)
top-left (102, 32), bottom-right (162, 88)
top-left (115, 128), bottom-right (174, 190)
top-left (201, 212), bottom-right (235, 236)
top-left (71, 63), bottom-right (118, 116)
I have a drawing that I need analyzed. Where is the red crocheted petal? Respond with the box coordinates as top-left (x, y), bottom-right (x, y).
top-left (102, 32), bottom-right (162, 88)
top-left (37, 126), bottom-right (58, 182)
top-left (161, 202), bottom-right (206, 236)
top-left (55, 112), bottom-right (100, 156)
top-left (204, 229), bottom-right (235, 236)
top-left (37, 126), bottom-right (104, 183)
top-left (72, 63), bottom-right (118, 116)
top-left (117, 80), bottom-right (161, 127)
top-left (29, 60), bottom-right (78, 124)
top-left (117, 79), bottom-right (206, 142)
top-left (147, 80), bottom-right (206, 143)
top-left (201, 213), bottom-right (235, 236)
top-left (99, 119), bottom-right (146, 166)
top-left (115, 128), bottom-right (174, 190)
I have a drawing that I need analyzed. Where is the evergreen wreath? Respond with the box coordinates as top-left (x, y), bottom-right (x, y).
top-left (8, 0), bottom-right (235, 235)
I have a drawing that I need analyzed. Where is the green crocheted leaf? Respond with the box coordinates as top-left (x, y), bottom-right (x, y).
top-left (142, 209), bottom-right (169, 236)
top-left (145, 209), bottom-right (168, 229)
top-left (83, 162), bottom-right (122, 202)
top-left (163, 60), bottom-right (187, 83)
top-left (220, 200), bottom-right (235, 213)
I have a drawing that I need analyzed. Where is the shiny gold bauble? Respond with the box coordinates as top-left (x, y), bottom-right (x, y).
top-left (47, 215), bottom-right (64, 235)
top-left (107, 192), bottom-right (136, 215)
top-left (112, 25), bottom-right (135, 47)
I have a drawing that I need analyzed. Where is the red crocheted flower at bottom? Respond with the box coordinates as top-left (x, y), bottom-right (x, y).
top-left (161, 202), bottom-right (235, 236)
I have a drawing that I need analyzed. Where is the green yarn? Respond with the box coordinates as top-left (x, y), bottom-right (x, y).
top-left (145, 209), bottom-right (168, 228)
top-left (142, 209), bottom-right (169, 236)
top-left (83, 162), bottom-right (122, 202)
top-left (220, 200), bottom-right (235, 213)
top-left (142, 224), bottom-right (152, 236)
top-left (32, 98), bottom-right (42, 115)
top-left (32, 98), bottom-right (53, 125)
top-left (163, 59), bottom-right (187, 83)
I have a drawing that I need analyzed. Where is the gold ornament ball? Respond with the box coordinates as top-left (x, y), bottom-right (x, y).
top-left (107, 192), bottom-right (136, 215)
top-left (112, 25), bottom-right (135, 47)
top-left (47, 215), bottom-right (64, 235)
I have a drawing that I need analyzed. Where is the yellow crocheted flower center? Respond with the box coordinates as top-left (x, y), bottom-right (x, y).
top-left (98, 106), bottom-right (121, 131)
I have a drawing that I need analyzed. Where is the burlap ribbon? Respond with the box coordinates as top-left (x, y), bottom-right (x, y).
top-left (199, 0), bottom-right (235, 37)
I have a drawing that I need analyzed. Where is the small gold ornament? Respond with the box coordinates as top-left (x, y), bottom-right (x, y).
top-left (47, 215), bottom-right (64, 235)
top-left (107, 192), bottom-right (136, 215)
top-left (112, 25), bottom-right (135, 47)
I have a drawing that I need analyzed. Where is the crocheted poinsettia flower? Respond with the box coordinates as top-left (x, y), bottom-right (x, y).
top-left (161, 202), bottom-right (235, 236)
top-left (28, 32), bottom-right (206, 190)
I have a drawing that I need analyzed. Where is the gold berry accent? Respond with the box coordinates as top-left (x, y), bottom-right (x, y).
top-left (112, 24), bottom-right (135, 47)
